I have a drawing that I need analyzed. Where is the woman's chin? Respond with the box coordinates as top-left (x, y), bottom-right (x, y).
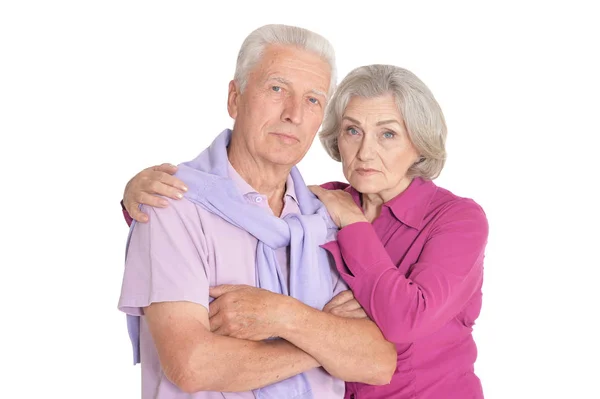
top-left (349, 179), bottom-right (382, 195)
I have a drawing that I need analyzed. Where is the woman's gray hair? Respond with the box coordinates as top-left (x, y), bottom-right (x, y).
top-left (319, 64), bottom-right (447, 180)
top-left (234, 24), bottom-right (337, 99)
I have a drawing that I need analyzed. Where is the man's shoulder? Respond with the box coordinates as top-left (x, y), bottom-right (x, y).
top-left (129, 197), bottom-right (212, 262)
top-left (152, 196), bottom-right (254, 242)
top-left (140, 196), bottom-right (200, 220)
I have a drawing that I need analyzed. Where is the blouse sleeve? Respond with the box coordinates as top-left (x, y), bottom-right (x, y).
top-left (323, 198), bottom-right (489, 344)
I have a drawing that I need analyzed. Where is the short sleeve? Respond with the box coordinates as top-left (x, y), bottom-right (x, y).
top-left (118, 198), bottom-right (210, 316)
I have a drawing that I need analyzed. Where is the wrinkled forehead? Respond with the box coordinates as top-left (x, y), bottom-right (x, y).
top-left (252, 45), bottom-right (331, 94)
top-left (342, 94), bottom-right (404, 121)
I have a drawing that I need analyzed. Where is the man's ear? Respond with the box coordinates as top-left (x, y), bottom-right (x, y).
top-left (227, 80), bottom-right (240, 119)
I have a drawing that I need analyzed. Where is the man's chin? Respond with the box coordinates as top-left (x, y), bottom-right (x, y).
top-left (259, 145), bottom-right (306, 167)
top-left (262, 153), bottom-right (303, 168)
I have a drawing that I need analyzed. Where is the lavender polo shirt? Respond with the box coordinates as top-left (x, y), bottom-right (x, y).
top-left (118, 163), bottom-right (348, 399)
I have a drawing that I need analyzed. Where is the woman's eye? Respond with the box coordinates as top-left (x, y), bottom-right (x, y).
top-left (346, 127), bottom-right (359, 135)
top-left (383, 131), bottom-right (395, 139)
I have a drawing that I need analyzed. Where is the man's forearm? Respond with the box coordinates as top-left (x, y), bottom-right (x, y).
top-left (277, 298), bottom-right (396, 386)
top-left (183, 334), bottom-right (319, 392)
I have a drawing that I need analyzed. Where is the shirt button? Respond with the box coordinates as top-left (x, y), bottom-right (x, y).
top-left (255, 196), bottom-right (263, 203)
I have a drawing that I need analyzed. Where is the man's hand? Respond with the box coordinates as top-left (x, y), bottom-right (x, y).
top-left (308, 186), bottom-right (367, 228)
top-left (323, 290), bottom-right (369, 319)
top-left (123, 163), bottom-right (188, 222)
top-left (208, 285), bottom-right (291, 341)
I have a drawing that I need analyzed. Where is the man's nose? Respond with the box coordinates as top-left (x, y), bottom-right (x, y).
top-left (281, 96), bottom-right (303, 125)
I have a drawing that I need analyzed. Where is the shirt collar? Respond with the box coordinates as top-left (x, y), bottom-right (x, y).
top-left (347, 177), bottom-right (437, 230)
top-left (227, 161), bottom-right (298, 204)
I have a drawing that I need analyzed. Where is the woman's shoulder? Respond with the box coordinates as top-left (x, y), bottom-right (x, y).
top-left (429, 183), bottom-right (488, 227)
top-left (319, 181), bottom-right (350, 191)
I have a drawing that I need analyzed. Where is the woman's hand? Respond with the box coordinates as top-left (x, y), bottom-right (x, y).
top-left (123, 163), bottom-right (188, 222)
top-left (309, 185), bottom-right (367, 228)
top-left (323, 290), bottom-right (369, 319)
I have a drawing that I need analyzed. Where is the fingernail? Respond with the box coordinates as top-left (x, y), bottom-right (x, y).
top-left (160, 199), bottom-right (168, 206)
top-left (180, 185), bottom-right (188, 192)
top-left (176, 192), bottom-right (183, 199)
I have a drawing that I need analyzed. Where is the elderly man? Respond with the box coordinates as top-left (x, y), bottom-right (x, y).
top-left (118, 24), bottom-right (396, 399)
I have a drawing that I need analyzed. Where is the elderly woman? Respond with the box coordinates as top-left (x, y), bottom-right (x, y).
top-left (121, 65), bottom-right (488, 399)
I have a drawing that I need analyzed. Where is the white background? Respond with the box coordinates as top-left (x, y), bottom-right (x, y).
top-left (1, 1), bottom-right (599, 398)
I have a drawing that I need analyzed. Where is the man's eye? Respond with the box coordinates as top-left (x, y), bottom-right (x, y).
top-left (308, 97), bottom-right (319, 104)
top-left (272, 86), bottom-right (282, 92)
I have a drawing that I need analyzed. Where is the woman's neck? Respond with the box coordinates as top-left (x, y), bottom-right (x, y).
top-left (361, 193), bottom-right (385, 222)
top-left (360, 177), bottom-right (414, 222)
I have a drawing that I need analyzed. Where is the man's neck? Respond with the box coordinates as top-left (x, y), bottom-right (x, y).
top-left (227, 139), bottom-right (291, 217)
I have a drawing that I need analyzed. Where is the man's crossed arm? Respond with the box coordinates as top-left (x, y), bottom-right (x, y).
top-left (146, 286), bottom-right (396, 393)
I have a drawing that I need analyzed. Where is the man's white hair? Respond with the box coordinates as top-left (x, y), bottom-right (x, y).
top-left (234, 24), bottom-right (337, 99)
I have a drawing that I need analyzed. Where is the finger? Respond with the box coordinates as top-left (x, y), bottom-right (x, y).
top-left (341, 309), bottom-right (370, 319)
top-left (154, 163), bottom-right (178, 175)
top-left (209, 312), bottom-right (223, 333)
top-left (308, 185), bottom-right (324, 197)
top-left (331, 306), bottom-right (368, 319)
top-left (336, 299), bottom-right (362, 313)
top-left (148, 180), bottom-right (184, 200)
top-left (156, 170), bottom-right (188, 193)
top-left (328, 290), bottom-right (355, 307)
top-left (326, 300), bottom-right (359, 316)
top-left (208, 300), bottom-right (220, 319)
top-left (323, 292), bottom-right (352, 313)
top-left (129, 208), bottom-right (149, 223)
top-left (209, 284), bottom-right (240, 298)
top-left (125, 200), bottom-right (149, 223)
top-left (210, 313), bottom-right (239, 338)
top-left (324, 296), bottom-right (349, 312)
top-left (137, 191), bottom-right (169, 208)
top-left (212, 322), bottom-right (236, 338)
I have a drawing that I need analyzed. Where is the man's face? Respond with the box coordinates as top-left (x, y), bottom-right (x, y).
top-left (227, 44), bottom-right (331, 167)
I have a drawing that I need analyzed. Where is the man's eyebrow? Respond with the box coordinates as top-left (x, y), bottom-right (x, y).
top-left (309, 89), bottom-right (327, 99)
top-left (268, 76), bottom-right (291, 85)
top-left (267, 76), bottom-right (326, 99)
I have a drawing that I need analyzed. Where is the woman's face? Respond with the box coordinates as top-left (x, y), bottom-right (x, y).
top-left (338, 94), bottom-right (421, 201)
